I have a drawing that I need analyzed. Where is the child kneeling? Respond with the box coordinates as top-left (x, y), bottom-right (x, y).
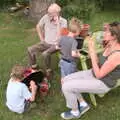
top-left (6, 64), bottom-right (37, 114)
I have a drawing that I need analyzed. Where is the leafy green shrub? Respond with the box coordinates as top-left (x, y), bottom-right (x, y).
top-left (56, 0), bottom-right (72, 7)
top-left (16, 0), bottom-right (29, 4)
top-left (57, 0), bottom-right (120, 21)
top-left (0, 0), bottom-right (16, 8)
top-left (56, 0), bottom-right (97, 21)
top-left (61, 3), bottom-right (96, 21)
top-left (0, 0), bottom-right (28, 8)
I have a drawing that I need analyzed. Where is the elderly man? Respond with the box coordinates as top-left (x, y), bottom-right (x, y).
top-left (28, 3), bottom-right (67, 72)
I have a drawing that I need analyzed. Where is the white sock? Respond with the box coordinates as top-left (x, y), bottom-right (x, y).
top-left (80, 101), bottom-right (88, 107)
top-left (71, 110), bottom-right (80, 116)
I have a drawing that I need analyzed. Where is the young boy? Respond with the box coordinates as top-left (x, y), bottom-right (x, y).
top-left (58, 17), bottom-right (82, 83)
top-left (6, 65), bottom-right (37, 114)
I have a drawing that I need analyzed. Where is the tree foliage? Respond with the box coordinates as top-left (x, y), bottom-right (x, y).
top-left (0, 0), bottom-right (28, 8)
top-left (0, 0), bottom-right (15, 7)
top-left (0, 0), bottom-right (120, 21)
top-left (56, 0), bottom-right (120, 20)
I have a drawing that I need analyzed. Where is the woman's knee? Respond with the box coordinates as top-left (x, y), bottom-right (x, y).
top-left (62, 82), bottom-right (70, 93)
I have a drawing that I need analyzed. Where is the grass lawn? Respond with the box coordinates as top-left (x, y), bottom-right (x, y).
top-left (0, 9), bottom-right (120, 120)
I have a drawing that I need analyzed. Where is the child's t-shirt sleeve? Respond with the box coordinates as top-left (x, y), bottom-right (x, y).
top-left (22, 84), bottom-right (32, 100)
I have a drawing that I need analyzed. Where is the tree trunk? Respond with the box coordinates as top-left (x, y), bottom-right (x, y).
top-left (29, 0), bottom-right (56, 22)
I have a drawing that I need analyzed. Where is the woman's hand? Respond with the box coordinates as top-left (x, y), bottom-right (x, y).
top-left (87, 36), bottom-right (95, 50)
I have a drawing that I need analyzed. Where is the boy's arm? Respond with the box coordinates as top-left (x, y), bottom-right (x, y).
top-left (22, 84), bottom-right (36, 102)
top-left (72, 50), bottom-right (81, 58)
top-left (29, 81), bottom-right (37, 102)
top-left (71, 39), bottom-right (81, 58)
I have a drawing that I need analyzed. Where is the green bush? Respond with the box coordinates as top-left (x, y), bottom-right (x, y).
top-left (57, 0), bottom-right (120, 21)
top-left (0, 0), bottom-right (16, 8)
top-left (56, 0), bottom-right (70, 7)
top-left (61, 3), bottom-right (96, 21)
top-left (0, 0), bottom-right (28, 8)
top-left (56, 0), bottom-right (97, 21)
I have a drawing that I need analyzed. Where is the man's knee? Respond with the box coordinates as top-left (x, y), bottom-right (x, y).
top-left (28, 46), bottom-right (38, 57)
top-left (28, 46), bottom-right (33, 54)
top-left (42, 51), bottom-right (50, 57)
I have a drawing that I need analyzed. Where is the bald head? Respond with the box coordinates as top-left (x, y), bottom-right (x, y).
top-left (48, 3), bottom-right (61, 13)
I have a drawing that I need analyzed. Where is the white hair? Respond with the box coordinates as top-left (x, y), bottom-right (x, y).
top-left (48, 3), bottom-right (61, 13)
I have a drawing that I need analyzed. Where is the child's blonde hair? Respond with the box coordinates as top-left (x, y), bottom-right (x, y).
top-left (10, 64), bottom-right (26, 80)
top-left (68, 17), bottom-right (82, 34)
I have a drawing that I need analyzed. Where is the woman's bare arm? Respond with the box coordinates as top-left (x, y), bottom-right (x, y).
top-left (88, 37), bottom-right (120, 79)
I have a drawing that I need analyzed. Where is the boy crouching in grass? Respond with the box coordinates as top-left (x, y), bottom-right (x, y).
top-left (6, 64), bottom-right (37, 114)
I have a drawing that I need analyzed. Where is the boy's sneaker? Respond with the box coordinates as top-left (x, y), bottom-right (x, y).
top-left (61, 110), bottom-right (81, 120)
top-left (79, 105), bottom-right (90, 115)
